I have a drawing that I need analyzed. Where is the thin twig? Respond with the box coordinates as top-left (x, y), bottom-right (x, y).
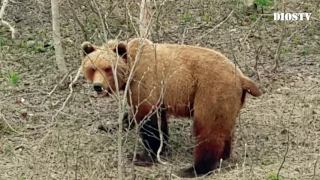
top-left (276, 128), bottom-right (289, 179)
top-left (273, 0), bottom-right (286, 72)
top-left (156, 80), bottom-right (167, 165)
top-left (106, 2), bottom-right (120, 19)
top-left (0, 111), bottom-right (19, 134)
top-left (92, 0), bottom-right (108, 42)
top-left (125, 3), bottom-right (140, 37)
top-left (242, 15), bottom-right (262, 43)
top-left (287, 22), bottom-right (310, 42)
top-left (311, 155), bottom-right (318, 180)
top-left (180, 0), bottom-right (191, 44)
top-left (87, 0), bottom-right (99, 16)
top-left (52, 67), bottom-right (81, 121)
top-left (154, 0), bottom-right (167, 42)
top-left (75, 134), bottom-right (81, 180)
top-left (254, 44), bottom-right (263, 81)
top-left (66, 0), bottom-right (88, 41)
top-left (277, 96), bottom-right (302, 179)
top-left (181, 24), bottom-right (204, 45)
top-left (311, 17), bottom-right (320, 22)
top-left (196, 10), bottom-right (234, 40)
top-left (229, 31), bottom-right (240, 69)
top-left (42, 73), bottom-right (69, 104)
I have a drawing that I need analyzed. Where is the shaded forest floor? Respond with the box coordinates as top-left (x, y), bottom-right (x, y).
top-left (0, 0), bottom-right (319, 179)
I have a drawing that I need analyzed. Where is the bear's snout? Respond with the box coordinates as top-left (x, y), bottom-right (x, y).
top-left (93, 83), bottom-right (103, 93)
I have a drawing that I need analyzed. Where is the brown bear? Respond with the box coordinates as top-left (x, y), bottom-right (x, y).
top-left (80, 38), bottom-right (262, 178)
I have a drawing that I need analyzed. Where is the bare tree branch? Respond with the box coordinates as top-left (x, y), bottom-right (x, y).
top-left (92, 0), bottom-right (108, 42)
top-left (196, 10), bottom-right (234, 40)
top-left (66, 0), bottom-right (88, 41)
top-left (273, 0), bottom-right (286, 72)
top-left (0, 0), bottom-right (16, 39)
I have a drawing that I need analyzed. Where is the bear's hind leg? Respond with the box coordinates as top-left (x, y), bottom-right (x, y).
top-left (134, 105), bottom-right (169, 166)
top-left (178, 123), bottom-right (232, 178)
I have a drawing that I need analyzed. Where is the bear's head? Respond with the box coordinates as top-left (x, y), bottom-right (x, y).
top-left (81, 40), bottom-right (128, 97)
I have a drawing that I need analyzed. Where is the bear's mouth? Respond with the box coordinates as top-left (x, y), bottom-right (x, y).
top-left (96, 91), bottom-right (107, 97)
top-left (96, 88), bottom-right (112, 97)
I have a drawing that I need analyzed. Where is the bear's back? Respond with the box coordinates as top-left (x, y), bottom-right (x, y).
top-left (127, 39), bottom-right (242, 85)
top-left (126, 39), bottom-right (244, 114)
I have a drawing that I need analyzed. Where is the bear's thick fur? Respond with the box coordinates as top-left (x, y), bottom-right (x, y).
top-left (80, 38), bottom-right (262, 178)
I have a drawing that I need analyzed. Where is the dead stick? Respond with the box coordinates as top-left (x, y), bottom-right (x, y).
top-left (52, 66), bottom-right (81, 121)
top-left (0, 111), bottom-right (19, 134)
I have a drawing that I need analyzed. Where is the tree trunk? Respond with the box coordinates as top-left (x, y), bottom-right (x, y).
top-left (51, 0), bottom-right (68, 74)
top-left (139, 0), bottom-right (151, 38)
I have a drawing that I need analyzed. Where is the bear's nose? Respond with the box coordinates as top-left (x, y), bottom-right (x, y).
top-left (93, 84), bottom-right (103, 93)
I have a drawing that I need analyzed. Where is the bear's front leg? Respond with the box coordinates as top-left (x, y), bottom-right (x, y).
top-left (133, 105), bottom-right (169, 166)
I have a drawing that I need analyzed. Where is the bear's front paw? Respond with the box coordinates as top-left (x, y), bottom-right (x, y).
top-left (174, 167), bottom-right (196, 178)
top-left (174, 167), bottom-right (211, 178)
top-left (128, 150), bottom-right (156, 167)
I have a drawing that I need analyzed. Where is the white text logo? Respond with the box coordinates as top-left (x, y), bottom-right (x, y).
top-left (274, 13), bottom-right (311, 21)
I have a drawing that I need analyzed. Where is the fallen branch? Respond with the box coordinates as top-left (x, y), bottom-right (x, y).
top-left (0, 111), bottom-right (19, 134)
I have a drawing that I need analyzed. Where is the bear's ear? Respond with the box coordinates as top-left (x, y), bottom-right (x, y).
top-left (114, 42), bottom-right (128, 59)
top-left (81, 41), bottom-right (96, 55)
top-left (108, 40), bottom-right (128, 60)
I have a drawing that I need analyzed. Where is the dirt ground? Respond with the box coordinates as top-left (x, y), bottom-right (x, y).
top-left (0, 0), bottom-right (319, 179)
